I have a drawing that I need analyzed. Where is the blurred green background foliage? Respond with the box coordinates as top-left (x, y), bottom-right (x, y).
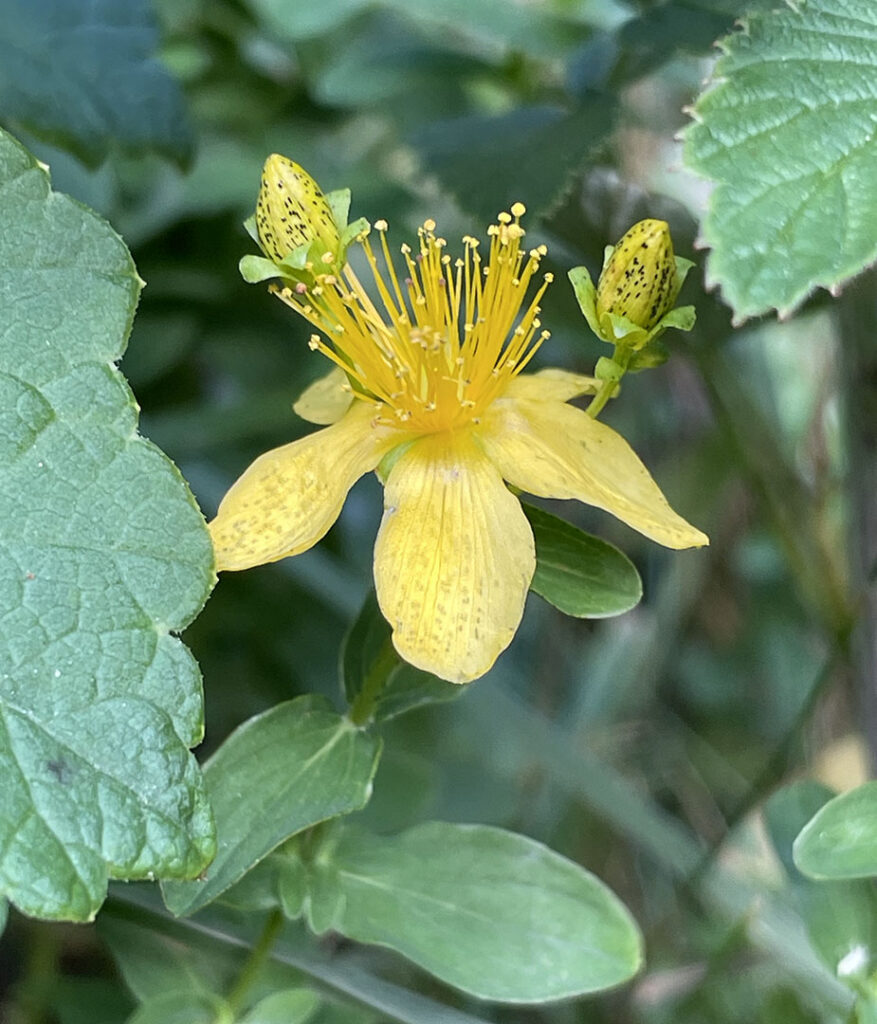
top-left (1, 0), bottom-right (875, 1021)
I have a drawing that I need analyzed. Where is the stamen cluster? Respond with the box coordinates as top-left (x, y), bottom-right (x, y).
top-left (273, 204), bottom-right (552, 433)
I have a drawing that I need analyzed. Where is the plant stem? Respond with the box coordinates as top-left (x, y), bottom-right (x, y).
top-left (585, 377), bottom-right (617, 419)
top-left (838, 269), bottom-right (877, 772)
top-left (587, 347), bottom-right (631, 419)
top-left (348, 637), bottom-right (398, 726)
top-left (225, 909), bottom-right (283, 1016)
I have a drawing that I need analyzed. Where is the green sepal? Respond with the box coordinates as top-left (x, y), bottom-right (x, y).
top-left (338, 215), bottom-right (370, 256)
top-left (570, 261), bottom-right (696, 353)
top-left (376, 438), bottom-right (417, 484)
top-left (628, 339), bottom-right (669, 371)
top-left (675, 255), bottom-right (695, 287)
top-left (280, 241), bottom-right (313, 272)
top-left (595, 356), bottom-right (626, 383)
top-left (568, 265), bottom-right (602, 338)
top-left (241, 210), bottom-right (366, 291)
top-left (239, 254), bottom-right (289, 284)
top-left (656, 304), bottom-right (696, 333)
top-left (600, 311), bottom-right (649, 348)
top-left (243, 214), bottom-right (260, 246)
top-left (601, 244), bottom-right (614, 270)
top-left (325, 187), bottom-right (351, 231)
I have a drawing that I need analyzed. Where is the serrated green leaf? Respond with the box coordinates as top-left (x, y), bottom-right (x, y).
top-left (794, 782), bottom-right (877, 880)
top-left (0, 0), bottom-right (192, 167)
top-left (0, 129), bottom-right (215, 922)
top-left (161, 696), bottom-right (381, 916)
top-left (341, 592), bottom-right (462, 725)
top-left (313, 822), bottom-right (643, 1002)
top-left (411, 103), bottom-right (615, 224)
top-left (524, 504), bottom-right (642, 618)
top-left (683, 0), bottom-right (877, 319)
top-left (240, 989), bottom-right (321, 1024)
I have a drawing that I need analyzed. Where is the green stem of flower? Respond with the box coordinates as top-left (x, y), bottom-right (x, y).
top-left (225, 909), bottom-right (284, 1016)
top-left (348, 636), bottom-right (399, 727)
top-left (587, 346), bottom-right (632, 419)
top-left (585, 379), bottom-right (616, 419)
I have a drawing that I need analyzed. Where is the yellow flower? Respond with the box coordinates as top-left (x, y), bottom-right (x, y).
top-left (211, 197), bottom-right (708, 683)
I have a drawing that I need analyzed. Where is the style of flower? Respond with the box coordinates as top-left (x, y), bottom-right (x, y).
top-left (210, 156), bottom-right (708, 684)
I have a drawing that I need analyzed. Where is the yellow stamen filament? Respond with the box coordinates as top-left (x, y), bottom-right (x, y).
top-left (274, 206), bottom-right (550, 433)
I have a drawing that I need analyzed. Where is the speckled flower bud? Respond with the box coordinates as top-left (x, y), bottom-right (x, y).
top-left (255, 154), bottom-right (340, 263)
top-left (596, 220), bottom-right (680, 331)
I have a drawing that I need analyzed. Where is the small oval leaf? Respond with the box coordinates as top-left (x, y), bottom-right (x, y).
top-left (524, 503), bottom-right (642, 618)
top-left (316, 822), bottom-right (643, 1002)
top-left (794, 782), bottom-right (877, 880)
top-left (161, 696), bottom-right (381, 916)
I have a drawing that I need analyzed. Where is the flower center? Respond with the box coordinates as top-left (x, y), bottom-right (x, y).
top-left (274, 205), bottom-right (552, 433)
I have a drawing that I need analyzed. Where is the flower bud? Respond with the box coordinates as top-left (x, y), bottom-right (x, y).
top-left (255, 154), bottom-right (340, 263)
top-left (596, 219), bottom-right (680, 331)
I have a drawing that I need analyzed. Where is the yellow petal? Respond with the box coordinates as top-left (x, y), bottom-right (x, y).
top-left (210, 403), bottom-right (397, 571)
top-left (503, 367), bottom-right (598, 403)
top-left (374, 432), bottom-right (535, 684)
top-left (293, 366), bottom-right (354, 425)
top-left (479, 397), bottom-right (708, 550)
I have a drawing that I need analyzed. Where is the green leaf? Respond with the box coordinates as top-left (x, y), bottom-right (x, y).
top-left (311, 822), bottom-right (643, 1002)
top-left (412, 103), bottom-right (615, 224)
top-left (766, 783), bottom-right (877, 979)
top-left (248, 0), bottom-right (585, 56)
top-left (49, 977), bottom-right (134, 1024)
top-left (683, 0), bottom-right (877, 319)
top-left (111, 883), bottom-right (499, 1024)
top-left (0, 129), bottom-right (214, 921)
top-left (0, 0), bottom-right (192, 167)
top-left (794, 782), bottom-right (877, 880)
top-left (99, 911), bottom-right (239, 1004)
top-left (764, 781), bottom-right (834, 879)
top-left (128, 991), bottom-right (233, 1024)
top-left (524, 504), bottom-right (643, 618)
top-left (240, 989), bottom-right (321, 1024)
top-left (162, 696), bottom-right (381, 916)
top-left (342, 592), bottom-right (462, 725)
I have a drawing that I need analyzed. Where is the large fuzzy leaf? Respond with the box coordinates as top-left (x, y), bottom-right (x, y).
top-left (0, 130), bottom-right (214, 921)
top-left (684, 0), bottom-right (877, 319)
